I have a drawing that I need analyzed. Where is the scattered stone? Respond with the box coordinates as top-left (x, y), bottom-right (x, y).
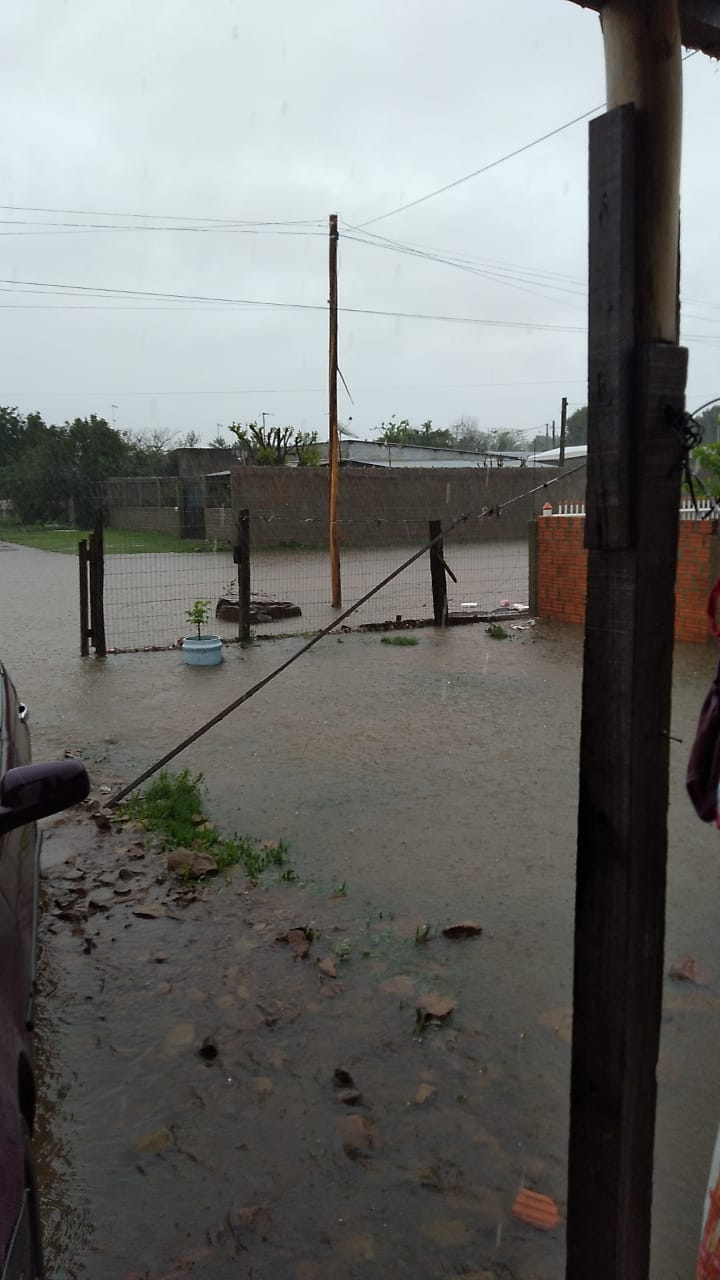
top-left (338, 1088), bottom-right (362, 1106)
top-left (415, 1083), bottom-right (436, 1105)
top-left (276, 927), bottom-right (312, 959)
top-left (167, 847), bottom-right (218, 879)
top-left (117, 867), bottom-right (136, 881)
top-left (228, 1205), bottom-right (271, 1240)
top-left (62, 867), bottom-right (85, 882)
top-left (164, 1024), bottom-right (195, 1053)
top-left (134, 1127), bottom-right (173, 1155)
top-left (191, 813), bottom-right (205, 826)
top-left (511, 1187), bottom-right (562, 1230)
top-left (133, 904), bottom-right (167, 919)
top-left (537, 1007), bottom-right (573, 1043)
top-left (153, 953), bottom-right (168, 964)
top-left (442, 921), bottom-right (483, 940)
top-left (669, 955), bottom-right (711, 986)
top-left (85, 798), bottom-right (102, 813)
top-left (91, 809), bottom-right (113, 831)
top-left (338, 1114), bottom-right (374, 1160)
top-left (317, 957), bottom-right (337, 979)
top-left (333, 1067), bottom-right (355, 1089)
top-left (416, 993), bottom-right (457, 1026)
top-left (198, 1035), bottom-right (218, 1061)
top-left (113, 885), bottom-right (133, 897)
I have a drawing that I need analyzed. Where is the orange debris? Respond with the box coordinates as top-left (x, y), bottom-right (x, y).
top-left (512, 1187), bottom-right (562, 1231)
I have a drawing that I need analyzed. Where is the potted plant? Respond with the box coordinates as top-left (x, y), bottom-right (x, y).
top-left (181, 599), bottom-right (223, 666)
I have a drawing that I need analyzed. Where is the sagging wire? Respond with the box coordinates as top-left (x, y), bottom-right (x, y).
top-left (108, 462), bottom-right (587, 806)
top-left (668, 394), bottom-right (720, 519)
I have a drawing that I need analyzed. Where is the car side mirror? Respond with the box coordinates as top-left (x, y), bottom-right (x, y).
top-left (0, 760), bottom-right (90, 835)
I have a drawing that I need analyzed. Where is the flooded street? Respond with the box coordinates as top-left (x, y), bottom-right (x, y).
top-left (3, 540), bottom-right (720, 1277)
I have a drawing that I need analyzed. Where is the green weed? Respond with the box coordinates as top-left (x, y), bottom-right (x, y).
top-left (380, 634), bottom-right (419, 647)
top-left (486, 623), bottom-right (510, 640)
top-left (120, 769), bottom-right (290, 881)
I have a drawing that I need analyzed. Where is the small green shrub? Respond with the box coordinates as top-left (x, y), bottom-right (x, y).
top-left (121, 769), bottom-right (290, 881)
top-left (380, 635), bottom-right (419, 647)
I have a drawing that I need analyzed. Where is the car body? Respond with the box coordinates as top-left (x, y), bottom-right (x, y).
top-left (0, 661), bottom-right (89, 1279)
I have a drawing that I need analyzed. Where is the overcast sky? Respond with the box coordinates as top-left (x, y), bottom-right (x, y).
top-left (2, 0), bottom-right (719, 446)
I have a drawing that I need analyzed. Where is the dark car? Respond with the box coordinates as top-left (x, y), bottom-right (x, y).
top-left (0, 661), bottom-right (89, 1279)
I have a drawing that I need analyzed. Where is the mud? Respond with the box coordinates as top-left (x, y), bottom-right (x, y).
top-left (3, 540), bottom-right (720, 1277)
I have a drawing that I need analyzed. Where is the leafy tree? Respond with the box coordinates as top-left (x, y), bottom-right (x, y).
top-left (225, 421), bottom-right (320, 465)
top-left (377, 417), bottom-right (455, 448)
top-left (565, 406), bottom-right (588, 446)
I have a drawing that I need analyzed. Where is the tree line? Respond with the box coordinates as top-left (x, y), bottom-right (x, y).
top-left (1, 400), bottom-right (621, 528)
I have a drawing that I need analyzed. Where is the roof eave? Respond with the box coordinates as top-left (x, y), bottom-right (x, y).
top-left (567, 0), bottom-right (720, 57)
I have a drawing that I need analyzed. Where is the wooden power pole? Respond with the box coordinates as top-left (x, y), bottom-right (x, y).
top-left (559, 395), bottom-right (568, 466)
top-left (566, 2), bottom-right (696, 1277)
top-left (328, 213), bottom-right (341, 608)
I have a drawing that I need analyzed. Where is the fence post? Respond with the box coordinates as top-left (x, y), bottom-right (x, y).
top-left (89, 510), bottom-right (107, 657)
top-left (78, 539), bottom-right (90, 656)
top-left (234, 508), bottom-right (251, 642)
top-left (429, 519), bottom-right (448, 626)
top-left (528, 518), bottom-right (538, 615)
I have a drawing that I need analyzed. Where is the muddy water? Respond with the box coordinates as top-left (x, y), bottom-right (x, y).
top-left (101, 540), bottom-right (528, 650)
top-left (3, 541), bottom-right (720, 1277)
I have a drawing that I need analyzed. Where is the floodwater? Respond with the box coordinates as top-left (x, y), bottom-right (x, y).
top-left (3, 539), bottom-right (720, 1278)
top-left (99, 539), bottom-right (530, 650)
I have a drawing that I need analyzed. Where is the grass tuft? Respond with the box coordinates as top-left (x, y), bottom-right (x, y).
top-left (121, 769), bottom-right (290, 880)
top-left (380, 634), bottom-right (419, 647)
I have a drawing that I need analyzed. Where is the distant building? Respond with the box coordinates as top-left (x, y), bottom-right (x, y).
top-left (316, 438), bottom-right (524, 469)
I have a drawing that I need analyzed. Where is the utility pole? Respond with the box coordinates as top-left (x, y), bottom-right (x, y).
top-left (328, 213), bottom-right (341, 608)
top-left (559, 396), bottom-right (568, 467)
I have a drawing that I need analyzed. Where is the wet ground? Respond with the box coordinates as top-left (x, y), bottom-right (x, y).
top-left (3, 539), bottom-right (720, 1278)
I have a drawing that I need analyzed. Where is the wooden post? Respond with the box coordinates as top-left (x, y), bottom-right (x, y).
top-left (78, 539), bottom-right (89, 657)
top-left (234, 508), bottom-right (251, 643)
top-left (328, 212), bottom-right (342, 608)
top-left (559, 396), bottom-right (568, 467)
top-left (567, 5), bottom-right (685, 1277)
top-left (429, 520), bottom-right (448, 626)
top-left (89, 510), bottom-right (107, 657)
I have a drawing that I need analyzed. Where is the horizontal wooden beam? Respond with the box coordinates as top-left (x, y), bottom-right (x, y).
top-left (567, 0), bottom-right (720, 55)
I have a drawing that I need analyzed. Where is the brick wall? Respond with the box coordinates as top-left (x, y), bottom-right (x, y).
top-left (231, 465), bottom-right (588, 549)
top-left (535, 509), bottom-right (720, 643)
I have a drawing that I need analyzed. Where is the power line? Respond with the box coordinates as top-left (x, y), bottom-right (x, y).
top-left (357, 49), bottom-right (699, 229)
top-left (0, 202), bottom-right (324, 227)
top-left (357, 106), bottom-right (603, 228)
top-left (0, 276), bottom-right (587, 333)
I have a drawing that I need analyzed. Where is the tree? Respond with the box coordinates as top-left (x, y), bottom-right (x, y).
top-left (565, 406), bottom-right (588, 446)
top-left (225, 421), bottom-right (320, 465)
top-left (376, 417), bottom-right (455, 448)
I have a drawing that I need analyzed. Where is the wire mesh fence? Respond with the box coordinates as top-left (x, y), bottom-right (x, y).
top-left (97, 512), bottom-right (531, 653)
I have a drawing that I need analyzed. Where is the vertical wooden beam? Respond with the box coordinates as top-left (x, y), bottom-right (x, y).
top-left (235, 508), bottom-right (251, 643)
top-left (91, 510), bottom-right (107, 657)
top-left (567, 5), bottom-right (684, 1278)
top-left (78, 539), bottom-right (89, 657)
top-left (328, 212), bottom-right (342, 608)
top-left (429, 520), bottom-right (448, 626)
top-left (559, 396), bottom-right (568, 468)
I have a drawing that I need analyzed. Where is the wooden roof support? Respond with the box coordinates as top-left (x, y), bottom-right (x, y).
top-left (565, 1), bottom-right (720, 1277)
top-left (568, 0), bottom-right (720, 55)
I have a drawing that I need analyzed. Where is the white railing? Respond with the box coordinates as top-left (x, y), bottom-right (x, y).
top-left (544, 499), bottom-right (718, 520)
